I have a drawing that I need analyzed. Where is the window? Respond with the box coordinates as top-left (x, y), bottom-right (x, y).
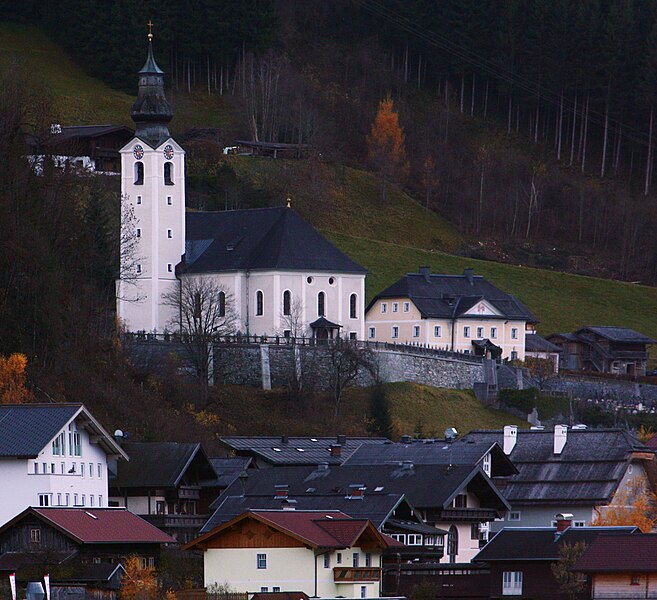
top-left (283, 290), bottom-right (291, 316)
top-left (365, 553), bottom-right (372, 567)
top-left (42, 463), bottom-right (47, 474)
top-left (273, 588), bottom-right (281, 593)
top-left (336, 552), bottom-right (342, 564)
top-left (471, 523), bottom-right (480, 540)
top-left (391, 326), bottom-right (399, 339)
top-left (317, 291), bottom-right (325, 316)
top-left (389, 534), bottom-right (406, 543)
top-left (463, 326), bottom-right (471, 338)
top-left (60, 462), bottom-right (65, 474)
top-left (136, 228), bottom-right (141, 238)
top-left (307, 276), bottom-right (314, 284)
top-left (453, 494), bottom-right (467, 508)
top-left (502, 571), bottom-right (523, 595)
top-left (434, 325), bottom-right (442, 337)
top-left (381, 303), bottom-right (387, 314)
top-left (283, 329), bottom-right (291, 339)
top-left (447, 526), bottom-right (459, 561)
top-left (136, 264), bottom-right (142, 274)
top-left (167, 263), bottom-right (173, 272)
top-left (218, 291), bottom-right (226, 318)
top-left (81, 463), bottom-right (85, 478)
top-left (134, 161), bottom-right (144, 185)
top-left (50, 463), bottom-right (55, 474)
top-left (99, 495), bottom-right (103, 506)
top-left (260, 589), bottom-right (269, 594)
top-left (257, 553), bottom-right (267, 569)
top-left (511, 351), bottom-right (518, 361)
top-left (74, 494), bottom-right (79, 506)
top-left (167, 229), bottom-right (172, 238)
top-left (81, 494), bottom-right (86, 506)
top-left (360, 586), bottom-right (367, 599)
top-left (352, 552), bottom-right (360, 567)
top-left (30, 528), bottom-right (41, 543)
top-left (631, 575), bottom-right (641, 585)
top-left (350, 294), bottom-right (358, 319)
top-left (329, 277), bottom-right (335, 285)
top-left (324, 554), bottom-right (330, 568)
top-left (38, 494), bottom-right (50, 507)
top-left (349, 332), bottom-right (357, 340)
top-left (140, 557), bottom-right (155, 568)
top-left (368, 327), bottom-right (376, 339)
top-left (97, 463), bottom-right (102, 478)
top-left (392, 302), bottom-right (399, 313)
top-left (89, 463), bottom-right (93, 478)
top-left (403, 302), bottom-right (410, 312)
top-left (573, 520), bottom-right (586, 528)
top-left (57, 493), bottom-right (62, 506)
top-left (90, 495), bottom-right (94, 507)
top-left (413, 325), bottom-right (420, 337)
top-left (167, 196), bottom-right (172, 205)
top-left (511, 327), bottom-right (518, 339)
top-left (483, 453), bottom-right (491, 477)
top-left (164, 161), bottom-right (174, 185)
top-left (507, 511), bottom-right (521, 521)
top-left (52, 432), bottom-right (65, 456)
top-left (490, 327), bottom-right (497, 339)
top-left (407, 534), bottom-right (422, 545)
top-left (476, 327), bottom-right (484, 338)
top-left (65, 494), bottom-right (70, 506)
top-left (137, 195), bottom-right (142, 205)
top-left (256, 291), bottom-right (264, 316)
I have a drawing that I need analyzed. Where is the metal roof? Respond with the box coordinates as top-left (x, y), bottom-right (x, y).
top-left (574, 533), bottom-right (657, 572)
top-left (525, 333), bottom-right (561, 353)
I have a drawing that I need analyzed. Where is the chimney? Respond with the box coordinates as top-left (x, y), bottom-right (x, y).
top-left (274, 484), bottom-right (289, 498)
top-left (330, 444), bottom-right (342, 457)
top-left (401, 460), bottom-right (414, 471)
top-left (347, 485), bottom-right (365, 499)
top-left (400, 434), bottom-right (413, 444)
top-left (317, 462), bottom-right (329, 472)
top-left (554, 425), bottom-right (568, 455)
top-left (555, 513), bottom-right (574, 532)
top-left (463, 268), bottom-right (475, 285)
top-left (503, 425), bottom-right (518, 455)
top-left (336, 435), bottom-right (347, 446)
top-left (281, 435), bottom-right (289, 445)
top-left (419, 266), bottom-right (431, 282)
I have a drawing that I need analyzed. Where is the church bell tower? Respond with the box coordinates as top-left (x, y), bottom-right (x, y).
top-left (116, 24), bottom-right (186, 333)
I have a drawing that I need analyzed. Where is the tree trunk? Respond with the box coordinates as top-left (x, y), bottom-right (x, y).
top-left (645, 107), bottom-right (654, 196)
top-left (460, 74), bottom-right (465, 113)
top-left (570, 93), bottom-right (578, 166)
top-left (581, 94), bottom-right (590, 172)
top-left (484, 78), bottom-right (489, 118)
top-left (507, 95), bottom-right (512, 134)
top-left (471, 72), bottom-right (475, 116)
top-left (601, 88), bottom-right (610, 178)
top-left (557, 91), bottom-right (564, 159)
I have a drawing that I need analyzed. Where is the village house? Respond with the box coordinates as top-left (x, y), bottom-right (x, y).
top-left (364, 267), bottom-right (536, 360)
top-left (524, 333), bottom-right (561, 372)
top-left (547, 326), bottom-right (655, 376)
top-left (573, 533), bottom-right (657, 600)
top-left (0, 404), bottom-right (128, 527)
top-left (462, 425), bottom-right (656, 532)
top-left (116, 39), bottom-right (367, 339)
top-left (474, 515), bottom-right (638, 600)
top-left (184, 510), bottom-right (395, 598)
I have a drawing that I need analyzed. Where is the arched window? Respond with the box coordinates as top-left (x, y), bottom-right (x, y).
top-left (317, 291), bottom-right (325, 317)
top-left (164, 161), bottom-right (174, 185)
top-left (256, 290), bottom-right (264, 316)
top-left (218, 291), bottom-right (226, 318)
top-left (447, 525), bottom-right (459, 562)
top-left (283, 290), bottom-right (291, 316)
top-left (134, 161), bottom-right (144, 185)
top-left (350, 293), bottom-right (357, 319)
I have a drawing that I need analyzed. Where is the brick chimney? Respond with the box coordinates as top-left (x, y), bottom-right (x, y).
top-left (554, 425), bottom-right (568, 455)
top-left (503, 425), bottom-right (518, 455)
top-left (336, 435), bottom-right (347, 446)
top-left (348, 485), bottom-right (365, 499)
top-left (555, 513), bottom-right (574, 532)
top-left (330, 444), bottom-right (342, 457)
top-left (274, 484), bottom-right (289, 498)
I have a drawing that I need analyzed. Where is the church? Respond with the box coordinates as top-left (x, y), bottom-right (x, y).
top-left (116, 35), bottom-right (366, 340)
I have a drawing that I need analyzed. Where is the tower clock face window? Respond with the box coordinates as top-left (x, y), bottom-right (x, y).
top-left (163, 144), bottom-right (174, 160)
top-left (133, 145), bottom-right (144, 160)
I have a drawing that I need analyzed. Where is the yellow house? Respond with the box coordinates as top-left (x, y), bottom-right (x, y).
top-left (184, 509), bottom-right (395, 598)
top-left (365, 267), bottom-right (537, 361)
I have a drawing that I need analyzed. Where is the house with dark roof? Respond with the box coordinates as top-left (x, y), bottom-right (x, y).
top-left (474, 515), bottom-right (638, 600)
top-left (207, 460), bottom-right (510, 564)
top-left (364, 267), bottom-right (537, 360)
top-left (0, 404), bottom-right (128, 527)
top-left (573, 533), bottom-right (657, 599)
top-left (547, 326), bottom-right (655, 375)
top-left (461, 425), bottom-right (656, 532)
top-left (108, 441), bottom-right (220, 544)
top-left (524, 334), bottom-right (561, 372)
top-left (184, 510), bottom-right (396, 598)
top-left (116, 38), bottom-right (367, 340)
top-left (0, 507), bottom-right (173, 588)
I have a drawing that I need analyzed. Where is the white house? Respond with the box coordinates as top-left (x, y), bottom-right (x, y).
top-left (116, 38), bottom-right (367, 339)
top-left (184, 509), bottom-right (395, 598)
top-left (0, 403), bottom-right (128, 526)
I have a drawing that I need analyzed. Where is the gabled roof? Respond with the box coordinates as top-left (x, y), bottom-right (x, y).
top-left (186, 509), bottom-right (391, 551)
top-left (25, 125), bottom-right (134, 148)
top-left (220, 436), bottom-right (389, 466)
top-left (202, 488), bottom-right (411, 533)
top-left (112, 442), bottom-right (214, 488)
top-left (573, 533), bottom-right (657, 572)
top-left (183, 207), bottom-right (366, 275)
top-left (475, 526), bottom-right (639, 562)
top-left (0, 403), bottom-right (127, 460)
top-left (366, 269), bottom-right (536, 322)
top-left (525, 333), bottom-right (561, 353)
top-left (206, 457), bottom-right (253, 488)
top-left (576, 326), bottom-right (656, 344)
top-left (462, 429), bottom-right (653, 505)
top-left (0, 508), bottom-right (174, 544)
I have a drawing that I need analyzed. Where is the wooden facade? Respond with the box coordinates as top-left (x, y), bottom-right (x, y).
top-left (205, 519), bottom-right (307, 549)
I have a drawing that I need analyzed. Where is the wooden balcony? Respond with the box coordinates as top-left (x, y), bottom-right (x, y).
top-left (333, 567), bottom-right (382, 583)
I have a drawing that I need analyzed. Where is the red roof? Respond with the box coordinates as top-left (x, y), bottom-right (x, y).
top-left (574, 533), bottom-right (657, 573)
top-left (29, 508), bottom-right (174, 544)
top-left (186, 510), bottom-right (392, 551)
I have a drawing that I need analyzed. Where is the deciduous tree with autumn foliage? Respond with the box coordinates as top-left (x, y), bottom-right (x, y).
top-left (367, 96), bottom-right (409, 204)
top-left (0, 353), bottom-right (33, 404)
top-left (120, 555), bottom-right (158, 600)
top-left (592, 479), bottom-right (657, 532)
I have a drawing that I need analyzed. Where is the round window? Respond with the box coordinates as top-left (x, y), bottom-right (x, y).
top-left (329, 277), bottom-right (335, 285)
top-left (307, 276), bottom-right (314, 284)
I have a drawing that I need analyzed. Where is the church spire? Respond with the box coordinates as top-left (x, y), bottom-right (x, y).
top-left (131, 22), bottom-right (173, 148)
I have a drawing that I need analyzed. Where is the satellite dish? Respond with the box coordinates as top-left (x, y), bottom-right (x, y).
top-left (113, 429), bottom-right (124, 438)
top-left (444, 427), bottom-right (458, 442)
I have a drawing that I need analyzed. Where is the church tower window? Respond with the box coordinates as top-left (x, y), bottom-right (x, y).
top-left (164, 162), bottom-right (174, 185)
top-left (134, 162), bottom-right (144, 185)
top-left (256, 291), bottom-right (264, 316)
top-left (218, 292), bottom-right (226, 317)
top-left (317, 292), bottom-right (325, 317)
top-left (350, 294), bottom-right (358, 319)
top-left (283, 290), bottom-right (291, 316)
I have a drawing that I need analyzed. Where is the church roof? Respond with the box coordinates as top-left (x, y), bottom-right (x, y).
top-left (182, 207), bottom-right (366, 274)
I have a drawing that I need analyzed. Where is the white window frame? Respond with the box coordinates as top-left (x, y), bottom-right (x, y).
top-left (167, 196), bottom-right (172, 205)
top-left (502, 571), bottom-right (523, 595)
top-left (38, 493), bottom-right (51, 507)
top-left (403, 302), bottom-right (410, 312)
top-left (324, 554), bottom-right (330, 568)
top-left (491, 327), bottom-right (497, 339)
top-left (368, 327), bottom-right (376, 339)
top-left (413, 325), bottom-right (420, 338)
top-left (407, 534), bottom-right (422, 545)
top-left (381, 303), bottom-right (387, 314)
top-left (391, 326), bottom-right (399, 339)
top-left (463, 326), bottom-right (471, 338)
top-left (352, 552), bottom-right (360, 567)
top-left (167, 229), bottom-right (173, 238)
top-left (476, 326), bottom-right (484, 338)
top-left (434, 325), bottom-right (442, 337)
top-left (392, 302), bottom-right (399, 313)
top-left (511, 327), bottom-right (518, 340)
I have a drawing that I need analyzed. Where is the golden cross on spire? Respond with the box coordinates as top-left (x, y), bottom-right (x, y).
top-left (147, 20), bottom-right (154, 42)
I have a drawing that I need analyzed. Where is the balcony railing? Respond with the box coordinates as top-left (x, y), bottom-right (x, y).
top-left (333, 567), bottom-right (382, 582)
top-left (177, 485), bottom-right (201, 500)
top-left (144, 514), bottom-right (207, 529)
